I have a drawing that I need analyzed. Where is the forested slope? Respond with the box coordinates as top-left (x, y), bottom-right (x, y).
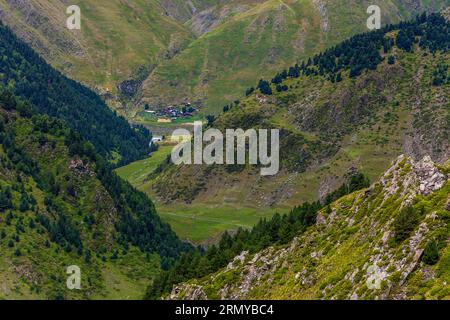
top-left (0, 22), bottom-right (150, 165)
top-left (0, 91), bottom-right (190, 299)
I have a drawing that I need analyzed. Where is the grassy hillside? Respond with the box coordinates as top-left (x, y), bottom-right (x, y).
top-left (127, 13), bottom-right (449, 243)
top-left (138, 0), bottom-right (448, 114)
top-left (0, 92), bottom-right (190, 299)
top-left (0, 0), bottom-right (195, 94)
top-left (1, 1), bottom-right (447, 118)
top-left (115, 145), bottom-right (174, 190)
top-left (169, 155), bottom-right (450, 299)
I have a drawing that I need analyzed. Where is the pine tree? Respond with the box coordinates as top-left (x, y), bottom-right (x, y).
top-left (422, 240), bottom-right (439, 265)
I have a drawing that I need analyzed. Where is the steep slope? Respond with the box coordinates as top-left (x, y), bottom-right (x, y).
top-left (0, 0), bottom-right (195, 95)
top-left (138, 0), bottom-right (448, 113)
top-left (1, 1), bottom-right (447, 116)
top-left (169, 155), bottom-right (450, 300)
top-left (0, 92), bottom-right (190, 299)
top-left (140, 13), bottom-right (449, 242)
top-left (0, 22), bottom-right (150, 165)
top-left (160, 0), bottom-right (226, 23)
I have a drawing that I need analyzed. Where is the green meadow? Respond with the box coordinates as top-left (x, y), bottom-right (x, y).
top-left (115, 145), bottom-right (173, 188)
top-left (115, 145), bottom-right (281, 243)
top-left (157, 204), bottom-right (277, 244)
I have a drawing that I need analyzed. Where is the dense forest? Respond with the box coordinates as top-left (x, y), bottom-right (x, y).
top-left (0, 21), bottom-right (150, 166)
top-left (0, 90), bottom-right (191, 272)
top-left (145, 173), bottom-right (370, 299)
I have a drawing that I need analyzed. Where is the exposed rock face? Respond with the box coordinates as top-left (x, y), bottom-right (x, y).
top-left (312, 0), bottom-right (330, 32)
top-left (170, 284), bottom-right (207, 300)
top-left (226, 251), bottom-right (249, 270)
top-left (118, 80), bottom-right (141, 97)
top-left (443, 6), bottom-right (450, 20)
top-left (414, 156), bottom-right (446, 195)
top-left (169, 155), bottom-right (449, 300)
top-left (69, 158), bottom-right (94, 177)
top-left (403, 63), bottom-right (450, 163)
top-left (160, 0), bottom-right (220, 23)
top-left (13, 263), bottom-right (40, 286)
top-left (380, 155), bottom-right (446, 205)
top-left (188, 3), bottom-right (251, 36)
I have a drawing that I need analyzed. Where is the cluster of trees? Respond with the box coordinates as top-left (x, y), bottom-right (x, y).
top-left (0, 186), bottom-right (12, 210)
top-left (0, 106), bottom-right (39, 181)
top-left (432, 63), bottom-right (449, 86)
top-left (222, 100), bottom-right (241, 114)
top-left (146, 171), bottom-right (370, 299)
top-left (95, 159), bottom-right (193, 268)
top-left (257, 79), bottom-right (272, 95)
top-left (250, 13), bottom-right (449, 96)
top-left (37, 212), bottom-right (83, 254)
top-left (423, 240), bottom-right (440, 265)
top-left (393, 206), bottom-right (422, 243)
top-left (392, 204), bottom-right (441, 266)
top-left (0, 22), bottom-right (150, 166)
top-left (276, 84), bottom-right (289, 92)
top-left (19, 186), bottom-right (35, 212)
top-left (271, 70), bottom-right (288, 84)
top-left (323, 172), bottom-right (370, 205)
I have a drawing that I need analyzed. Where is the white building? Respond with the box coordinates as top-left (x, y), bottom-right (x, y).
top-left (149, 136), bottom-right (164, 147)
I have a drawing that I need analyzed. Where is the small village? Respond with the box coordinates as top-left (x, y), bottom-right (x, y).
top-left (144, 103), bottom-right (198, 123)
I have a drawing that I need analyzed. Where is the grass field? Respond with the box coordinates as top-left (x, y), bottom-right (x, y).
top-left (157, 204), bottom-right (277, 243)
top-left (115, 145), bottom-right (173, 188)
top-left (134, 111), bottom-right (203, 126)
top-left (115, 144), bottom-right (281, 243)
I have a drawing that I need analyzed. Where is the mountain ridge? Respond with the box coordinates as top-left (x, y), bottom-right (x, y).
top-left (168, 154), bottom-right (450, 300)
top-left (1, 1), bottom-right (448, 116)
top-left (138, 0), bottom-right (449, 113)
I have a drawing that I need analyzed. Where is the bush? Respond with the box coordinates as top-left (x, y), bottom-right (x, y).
top-left (422, 240), bottom-right (439, 265)
top-left (393, 206), bottom-right (419, 243)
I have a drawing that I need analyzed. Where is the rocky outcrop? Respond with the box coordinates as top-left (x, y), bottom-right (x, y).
top-left (118, 80), bottom-right (141, 97)
top-left (170, 284), bottom-right (207, 300)
top-left (380, 155), bottom-right (446, 206)
top-left (414, 156), bottom-right (446, 195)
top-left (312, 0), bottom-right (330, 32)
top-left (69, 158), bottom-right (94, 177)
top-left (443, 6), bottom-right (450, 20)
top-left (169, 155), bottom-right (449, 300)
